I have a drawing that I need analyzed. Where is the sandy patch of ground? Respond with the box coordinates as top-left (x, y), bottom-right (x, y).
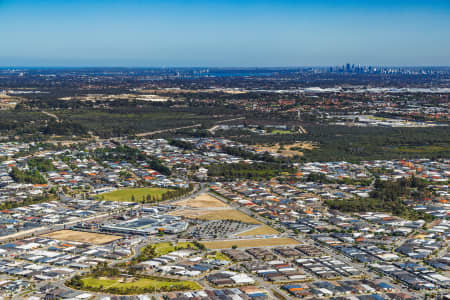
top-left (42, 230), bottom-right (122, 245)
top-left (170, 208), bottom-right (258, 224)
top-left (169, 208), bottom-right (280, 236)
top-left (237, 225), bottom-right (279, 236)
top-left (254, 142), bottom-right (316, 157)
top-left (202, 238), bottom-right (299, 249)
top-left (173, 193), bottom-right (229, 208)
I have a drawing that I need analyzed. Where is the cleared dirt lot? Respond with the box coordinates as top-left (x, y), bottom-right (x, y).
top-left (201, 238), bottom-right (299, 249)
top-left (42, 230), bottom-right (122, 245)
top-left (173, 193), bottom-right (230, 208)
top-left (170, 208), bottom-right (279, 236)
top-left (237, 225), bottom-right (279, 236)
top-left (171, 208), bottom-right (257, 223)
top-left (254, 142), bottom-right (316, 157)
top-left (170, 193), bottom-right (279, 237)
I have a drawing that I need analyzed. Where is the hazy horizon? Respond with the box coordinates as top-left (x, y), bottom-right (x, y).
top-left (1, 65), bottom-right (450, 69)
top-left (1, 0), bottom-right (450, 67)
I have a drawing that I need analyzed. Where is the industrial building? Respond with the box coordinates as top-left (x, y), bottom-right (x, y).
top-left (101, 215), bottom-right (188, 235)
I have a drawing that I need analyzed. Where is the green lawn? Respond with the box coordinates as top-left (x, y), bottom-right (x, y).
top-left (153, 242), bottom-right (175, 256)
top-left (208, 252), bottom-right (231, 261)
top-left (367, 116), bottom-right (387, 121)
top-left (80, 276), bottom-right (201, 294)
top-left (96, 188), bottom-right (172, 202)
top-left (153, 242), bottom-right (199, 256)
top-left (176, 242), bottom-right (199, 250)
top-left (270, 130), bottom-right (292, 135)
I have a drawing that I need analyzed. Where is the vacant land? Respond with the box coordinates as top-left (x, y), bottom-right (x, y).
top-left (173, 193), bottom-right (229, 208)
top-left (152, 242), bottom-right (198, 256)
top-left (202, 238), bottom-right (299, 249)
top-left (237, 225), bottom-right (279, 236)
top-left (80, 276), bottom-right (201, 294)
top-left (152, 242), bottom-right (175, 256)
top-left (170, 208), bottom-right (279, 236)
top-left (170, 208), bottom-right (256, 223)
top-left (254, 142), bottom-right (316, 157)
top-left (43, 230), bottom-right (121, 245)
top-left (270, 130), bottom-right (292, 135)
top-left (208, 252), bottom-right (232, 261)
top-left (96, 188), bottom-right (172, 202)
top-left (169, 209), bottom-right (221, 218)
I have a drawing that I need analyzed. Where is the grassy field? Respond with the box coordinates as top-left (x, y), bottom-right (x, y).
top-left (153, 242), bottom-right (175, 256)
top-left (80, 276), bottom-right (201, 294)
top-left (173, 193), bottom-right (229, 208)
top-left (152, 242), bottom-right (199, 256)
top-left (270, 130), bottom-right (293, 135)
top-left (202, 238), bottom-right (299, 249)
top-left (208, 252), bottom-right (231, 261)
top-left (96, 188), bottom-right (172, 202)
top-left (177, 242), bottom-right (198, 249)
top-left (42, 230), bottom-right (121, 245)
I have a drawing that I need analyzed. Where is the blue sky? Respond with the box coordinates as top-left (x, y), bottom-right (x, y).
top-left (1, 0), bottom-right (450, 67)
